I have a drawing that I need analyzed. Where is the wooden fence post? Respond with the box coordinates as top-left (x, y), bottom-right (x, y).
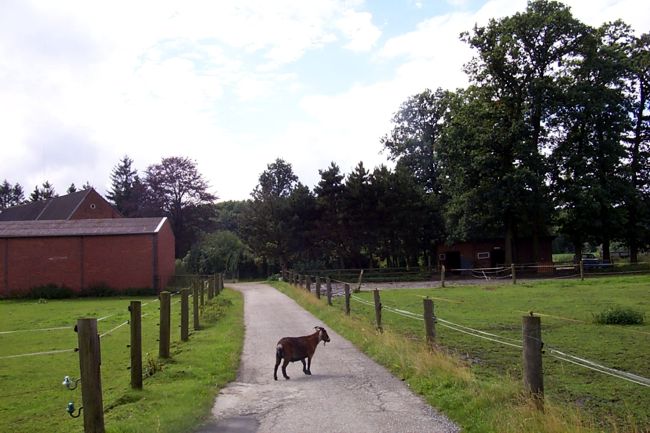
top-left (580, 260), bottom-right (584, 281)
top-left (511, 264), bottom-right (517, 285)
top-left (315, 276), bottom-right (321, 299)
top-left (128, 301), bottom-right (142, 390)
top-left (522, 314), bottom-right (544, 410)
top-left (76, 318), bottom-right (105, 433)
top-left (355, 269), bottom-right (364, 293)
top-left (159, 291), bottom-right (171, 358)
top-left (441, 265), bottom-right (446, 288)
top-left (373, 289), bottom-right (383, 332)
top-left (423, 298), bottom-right (435, 344)
top-left (200, 283), bottom-right (205, 308)
top-left (180, 288), bottom-right (189, 341)
top-left (193, 286), bottom-right (200, 330)
top-left (219, 273), bottom-right (224, 293)
top-left (344, 284), bottom-right (351, 315)
top-left (326, 277), bottom-right (332, 306)
top-left (208, 275), bottom-right (215, 300)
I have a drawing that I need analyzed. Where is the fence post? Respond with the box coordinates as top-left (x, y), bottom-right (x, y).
top-left (219, 273), bottom-right (224, 293)
top-left (180, 288), bottom-right (189, 341)
top-left (128, 301), bottom-right (142, 390)
top-left (344, 284), bottom-right (351, 315)
top-left (580, 260), bottom-right (584, 281)
top-left (326, 277), bottom-right (332, 306)
top-left (441, 265), bottom-right (446, 288)
top-left (159, 291), bottom-right (171, 358)
top-left (200, 283), bottom-right (205, 308)
top-left (522, 314), bottom-right (544, 410)
top-left (208, 275), bottom-right (215, 300)
top-left (511, 264), bottom-right (517, 285)
top-left (76, 318), bottom-right (105, 433)
top-left (423, 297), bottom-right (435, 344)
top-left (193, 286), bottom-right (200, 330)
top-left (315, 276), bottom-right (321, 299)
top-left (373, 289), bottom-right (383, 332)
top-left (305, 275), bottom-right (311, 293)
top-left (355, 269), bottom-right (364, 293)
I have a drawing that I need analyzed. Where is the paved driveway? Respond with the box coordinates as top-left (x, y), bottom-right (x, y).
top-left (196, 282), bottom-right (459, 433)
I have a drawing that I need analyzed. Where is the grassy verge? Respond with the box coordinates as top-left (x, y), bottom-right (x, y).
top-left (271, 278), bottom-right (649, 433)
top-left (0, 289), bottom-right (244, 433)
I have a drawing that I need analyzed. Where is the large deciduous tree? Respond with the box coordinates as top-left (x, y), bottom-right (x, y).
top-left (144, 156), bottom-right (217, 257)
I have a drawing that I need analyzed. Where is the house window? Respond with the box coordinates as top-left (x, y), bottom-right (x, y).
top-left (477, 252), bottom-right (490, 260)
top-left (438, 253), bottom-right (446, 261)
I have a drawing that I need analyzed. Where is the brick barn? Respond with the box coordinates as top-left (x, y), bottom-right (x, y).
top-left (0, 191), bottom-right (175, 297)
top-left (437, 237), bottom-right (554, 270)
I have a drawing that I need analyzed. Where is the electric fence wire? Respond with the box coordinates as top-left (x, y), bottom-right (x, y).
top-left (349, 294), bottom-right (650, 388)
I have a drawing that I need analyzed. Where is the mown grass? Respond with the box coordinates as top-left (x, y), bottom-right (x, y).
top-left (0, 289), bottom-right (244, 433)
top-left (271, 275), bottom-right (650, 433)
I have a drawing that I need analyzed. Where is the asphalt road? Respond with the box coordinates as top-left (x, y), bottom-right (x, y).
top-left (196, 282), bottom-right (459, 433)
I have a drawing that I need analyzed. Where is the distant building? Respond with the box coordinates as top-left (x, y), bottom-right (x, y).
top-left (437, 237), bottom-right (554, 270)
top-left (0, 190), bottom-right (175, 297)
top-left (0, 188), bottom-right (122, 221)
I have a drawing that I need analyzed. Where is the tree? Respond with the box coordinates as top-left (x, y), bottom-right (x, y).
top-left (30, 181), bottom-right (56, 202)
top-left (458, 0), bottom-right (585, 262)
top-left (242, 158), bottom-right (298, 272)
top-left (67, 183), bottom-right (77, 194)
top-left (144, 156), bottom-right (217, 257)
top-left (381, 88), bottom-right (458, 193)
top-left (184, 230), bottom-right (252, 275)
top-left (107, 155), bottom-right (140, 216)
top-left (341, 161), bottom-right (373, 267)
top-left (623, 32), bottom-right (650, 261)
top-left (314, 162), bottom-right (346, 267)
top-left (0, 180), bottom-right (24, 209)
top-left (551, 22), bottom-right (632, 261)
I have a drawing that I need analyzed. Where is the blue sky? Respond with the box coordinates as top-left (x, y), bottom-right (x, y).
top-left (1, 0), bottom-right (648, 201)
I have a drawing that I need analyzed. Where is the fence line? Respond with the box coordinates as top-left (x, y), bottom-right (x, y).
top-left (0, 348), bottom-right (76, 360)
top-left (347, 292), bottom-right (650, 388)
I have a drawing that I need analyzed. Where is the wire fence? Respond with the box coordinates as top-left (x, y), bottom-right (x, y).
top-left (285, 269), bottom-right (650, 390)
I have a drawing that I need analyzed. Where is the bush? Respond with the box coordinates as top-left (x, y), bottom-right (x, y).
top-left (593, 307), bottom-right (645, 325)
top-left (27, 284), bottom-right (75, 299)
top-left (80, 284), bottom-right (117, 297)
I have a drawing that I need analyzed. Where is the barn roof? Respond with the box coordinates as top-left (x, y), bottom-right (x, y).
top-left (0, 189), bottom-right (119, 221)
top-left (0, 217), bottom-right (168, 238)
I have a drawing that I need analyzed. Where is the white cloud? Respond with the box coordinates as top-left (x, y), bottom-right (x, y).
top-left (336, 10), bottom-right (382, 52)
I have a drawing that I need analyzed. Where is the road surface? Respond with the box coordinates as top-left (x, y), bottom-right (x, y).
top-left (196, 282), bottom-right (459, 433)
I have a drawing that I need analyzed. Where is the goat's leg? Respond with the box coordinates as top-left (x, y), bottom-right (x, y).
top-left (305, 356), bottom-right (312, 375)
top-left (301, 358), bottom-right (309, 375)
top-left (274, 356), bottom-right (281, 381)
top-left (281, 359), bottom-right (290, 379)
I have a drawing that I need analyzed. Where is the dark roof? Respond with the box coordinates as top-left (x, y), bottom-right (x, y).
top-left (0, 218), bottom-right (168, 238)
top-left (0, 189), bottom-right (93, 221)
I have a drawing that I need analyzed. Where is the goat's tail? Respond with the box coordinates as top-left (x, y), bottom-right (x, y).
top-left (275, 344), bottom-right (284, 361)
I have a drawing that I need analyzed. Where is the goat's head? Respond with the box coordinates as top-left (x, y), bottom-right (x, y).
top-left (315, 326), bottom-right (331, 345)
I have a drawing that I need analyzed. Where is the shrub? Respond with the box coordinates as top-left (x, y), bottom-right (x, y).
top-left (593, 307), bottom-right (645, 325)
top-left (80, 284), bottom-right (117, 297)
top-left (27, 284), bottom-right (75, 299)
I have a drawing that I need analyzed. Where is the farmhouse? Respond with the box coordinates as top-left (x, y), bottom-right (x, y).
top-left (0, 188), bottom-right (122, 221)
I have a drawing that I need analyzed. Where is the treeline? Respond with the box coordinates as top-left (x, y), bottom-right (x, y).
top-left (192, 0), bottom-right (650, 276)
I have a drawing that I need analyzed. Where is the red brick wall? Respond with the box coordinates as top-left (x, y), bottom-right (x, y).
top-left (83, 235), bottom-right (153, 290)
top-left (0, 233), bottom-right (160, 296)
top-left (71, 190), bottom-right (121, 219)
top-left (156, 220), bottom-right (175, 289)
top-left (3, 237), bottom-right (83, 296)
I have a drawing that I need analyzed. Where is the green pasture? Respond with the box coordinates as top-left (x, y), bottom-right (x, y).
top-left (0, 289), bottom-right (244, 433)
top-left (273, 275), bottom-right (650, 432)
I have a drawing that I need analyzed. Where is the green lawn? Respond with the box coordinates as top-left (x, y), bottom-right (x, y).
top-left (273, 275), bottom-right (650, 432)
top-left (0, 289), bottom-right (244, 433)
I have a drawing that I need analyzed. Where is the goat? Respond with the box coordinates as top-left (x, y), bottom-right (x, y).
top-left (274, 326), bottom-right (330, 380)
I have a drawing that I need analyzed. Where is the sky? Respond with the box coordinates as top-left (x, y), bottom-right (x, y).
top-left (1, 0), bottom-right (648, 202)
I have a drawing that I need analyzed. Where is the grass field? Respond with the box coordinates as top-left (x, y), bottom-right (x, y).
top-left (272, 275), bottom-right (650, 433)
top-left (0, 289), bottom-right (244, 433)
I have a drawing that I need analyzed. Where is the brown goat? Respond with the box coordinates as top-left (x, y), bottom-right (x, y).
top-left (274, 326), bottom-right (330, 380)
